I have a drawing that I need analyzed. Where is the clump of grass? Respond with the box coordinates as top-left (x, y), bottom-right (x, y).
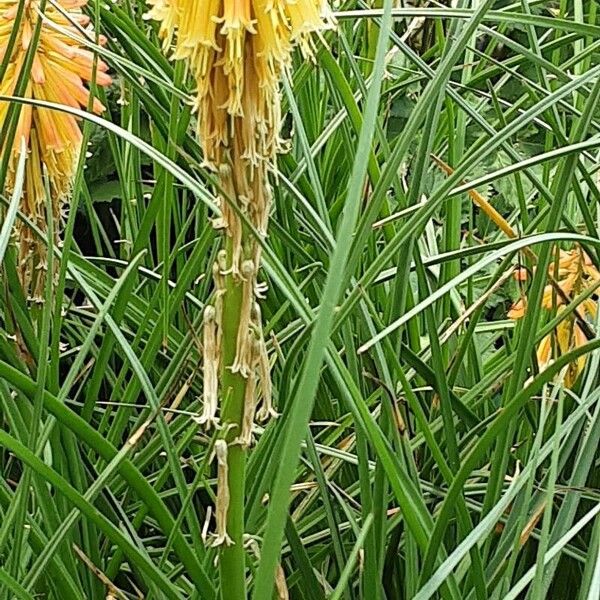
top-left (0, 1), bottom-right (599, 600)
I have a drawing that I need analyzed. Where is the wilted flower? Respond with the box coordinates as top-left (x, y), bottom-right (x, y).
top-left (509, 247), bottom-right (600, 387)
top-left (0, 0), bottom-right (111, 299)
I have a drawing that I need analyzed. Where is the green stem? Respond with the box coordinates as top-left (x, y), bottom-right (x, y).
top-left (218, 236), bottom-right (248, 600)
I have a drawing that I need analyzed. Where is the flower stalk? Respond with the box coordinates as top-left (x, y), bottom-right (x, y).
top-left (217, 237), bottom-right (251, 597)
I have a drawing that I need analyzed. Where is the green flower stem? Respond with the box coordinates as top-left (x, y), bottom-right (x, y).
top-left (218, 235), bottom-right (248, 600)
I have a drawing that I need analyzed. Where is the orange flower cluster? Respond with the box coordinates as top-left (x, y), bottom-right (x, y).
top-left (0, 0), bottom-right (111, 299)
top-left (509, 247), bottom-right (600, 387)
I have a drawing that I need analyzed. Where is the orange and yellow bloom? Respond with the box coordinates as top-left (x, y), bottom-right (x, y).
top-left (0, 0), bottom-right (111, 299)
top-left (146, 0), bottom-right (333, 166)
top-left (146, 0), bottom-right (333, 262)
top-left (147, 0), bottom-right (333, 280)
top-left (509, 247), bottom-right (600, 387)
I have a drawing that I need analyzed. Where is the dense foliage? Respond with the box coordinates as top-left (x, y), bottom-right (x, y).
top-left (1, 1), bottom-right (600, 599)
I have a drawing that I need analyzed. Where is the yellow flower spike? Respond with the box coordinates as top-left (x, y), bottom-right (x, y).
top-left (0, 0), bottom-right (111, 299)
top-left (147, 0), bottom-right (333, 167)
top-left (148, 0), bottom-right (333, 582)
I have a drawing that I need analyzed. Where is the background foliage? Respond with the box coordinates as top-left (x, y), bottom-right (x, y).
top-left (1, 0), bottom-right (600, 598)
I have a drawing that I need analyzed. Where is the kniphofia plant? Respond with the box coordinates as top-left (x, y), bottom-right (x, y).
top-left (147, 0), bottom-right (333, 597)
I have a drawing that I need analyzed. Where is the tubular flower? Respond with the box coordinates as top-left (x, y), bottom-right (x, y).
top-left (0, 0), bottom-right (111, 300)
top-left (509, 246), bottom-right (600, 387)
top-left (146, 0), bottom-right (333, 166)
